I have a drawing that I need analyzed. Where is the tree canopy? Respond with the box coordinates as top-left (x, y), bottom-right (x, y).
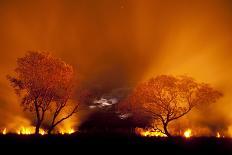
top-left (119, 75), bottom-right (223, 137)
top-left (8, 51), bottom-right (77, 134)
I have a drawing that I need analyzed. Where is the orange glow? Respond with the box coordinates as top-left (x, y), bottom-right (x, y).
top-left (184, 129), bottom-right (192, 138)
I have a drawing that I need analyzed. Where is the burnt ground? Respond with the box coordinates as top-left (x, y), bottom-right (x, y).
top-left (0, 132), bottom-right (232, 154)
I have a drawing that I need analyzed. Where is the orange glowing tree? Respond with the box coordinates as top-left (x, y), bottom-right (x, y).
top-left (120, 75), bottom-right (222, 137)
top-left (7, 51), bottom-right (78, 135)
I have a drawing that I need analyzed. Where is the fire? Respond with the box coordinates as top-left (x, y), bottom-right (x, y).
top-left (216, 132), bottom-right (221, 138)
top-left (40, 129), bottom-right (46, 135)
top-left (1, 126), bottom-right (75, 135)
top-left (135, 127), bottom-right (167, 137)
top-left (59, 128), bottom-right (75, 135)
top-left (2, 128), bottom-right (7, 135)
top-left (1, 125), bottom-right (77, 135)
top-left (184, 129), bottom-right (192, 138)
top-left (17, 126), bottom-right (46, 135)
top-left (17, 126), bottom-right (33, 135)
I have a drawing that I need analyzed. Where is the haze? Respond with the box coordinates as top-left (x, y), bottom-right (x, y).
top-left (0, 0), bottom-right (231, 133)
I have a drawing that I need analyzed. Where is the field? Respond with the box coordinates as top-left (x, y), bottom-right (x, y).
top-left (1, 132), bottom-right (232, 154)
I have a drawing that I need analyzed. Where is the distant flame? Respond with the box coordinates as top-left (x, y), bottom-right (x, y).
top-left (135, 127), bottom-right (167, 137)
top-left (59, 128), bottom-right (75, 135)
top-left (17, 126), bottom-right (33, 135)
top-left (2, 128), bottom-right (7, 135)
top-left (1, 126), bottom-right (76, 135)
top-left (16, 126), bottom-right (46, 135)
top-left (184, 129), bottom-right (192, 138)
top-left (216, 132), bottom-right (221, 138)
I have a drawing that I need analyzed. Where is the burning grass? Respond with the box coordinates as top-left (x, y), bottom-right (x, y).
top-left (1, 127), bottom-right (76, 135)
top-left (135, 127), bottom-right (167, 137)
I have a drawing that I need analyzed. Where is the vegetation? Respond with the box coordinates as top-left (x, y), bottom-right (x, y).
top-left (7, 51), bottom-right (78, 134)
top-left (119, 75), bottom-right (222, 137)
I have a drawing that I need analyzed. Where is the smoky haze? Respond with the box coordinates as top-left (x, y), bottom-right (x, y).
top-left (0, 0), bottom-right (232, 134)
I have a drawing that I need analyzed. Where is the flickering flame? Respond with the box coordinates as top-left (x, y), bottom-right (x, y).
top-left (40, 129), bottom-right (46, 135)
top-left (59, 128), bottom-right (75, 135)
top-left (16, 126), bottom-right (46, 135)
top-left (135, 127), bottom-right (167, 137)
top-left (17, 126), bottom-right (32, 135)
top-left (1, 126), bottom-right (76, 135)
top-left (2, 128), bottom-right (7, 135)
top-left (216, 132), bottom-right (221, 138)
top-left (184, 129), bottom-right (192, 138)
top-left (1, 125), bottom-right (77, 135)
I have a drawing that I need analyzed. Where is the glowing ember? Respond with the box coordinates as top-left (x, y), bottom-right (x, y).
top-left (184, 129), bottom-right (192, 138)
top-left (2, 128), bottom-right (7, 135)
top-left (135, 127), bottom-right (167, 137)
top-left (216, 132), bottom-right (221, 138)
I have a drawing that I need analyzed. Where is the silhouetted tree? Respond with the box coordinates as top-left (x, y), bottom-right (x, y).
top-left (119, 75), bottom-right (222, 137)
top-left (7, 51), bottom-right (78, 134)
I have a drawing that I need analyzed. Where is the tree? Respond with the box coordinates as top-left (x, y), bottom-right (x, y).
top-left (7, 51), bottom-right (78, 134)
top-left (120, 75), bottom-right (222, 137)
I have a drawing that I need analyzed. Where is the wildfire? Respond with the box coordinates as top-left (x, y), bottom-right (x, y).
top-left (184, 129), bottom-right (192, 138)
top-left (17, 127), bottom-right (47, 135)
top-left (216, 132), bottom-right (221, 138)
top-left (17, 126), bottom-right (33, 135)
top-left (1, 126), bottom-right (76, 135)
top-left (40, 129), bottom-right (46, 135)
top-left (2, 128), bottom-right (7, 135)
top-left (59, 128), bottom-right (75, 135)
top-left (1, 126), bottom-right (47, 135)
top-left (135, 127), bottom-right (167, 137)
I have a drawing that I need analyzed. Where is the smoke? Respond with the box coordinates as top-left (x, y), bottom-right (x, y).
top-left (0, 0), bottom-right (232, 134)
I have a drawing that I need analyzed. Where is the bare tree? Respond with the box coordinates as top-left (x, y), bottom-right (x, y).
top-left (120, 75), bottom-right (222, 137)
top-left (7, 51), bottom-right (78, 134)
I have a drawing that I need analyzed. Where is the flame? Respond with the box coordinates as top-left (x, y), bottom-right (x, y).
top-left (17, 126), bottom-right (33, 135)
top-left (1, 126), bottom-right (76, 135)
top-left (1, 126), bottom-right (77, 135)
top-left (16, 126), bottom-right (46, 135)
top-left (2, 128), bottom-right (7, 135)
top-left (135, 127), bottom-right (167, 137)
top-left (40, 129), bottom-right (46, 135)
top-left (59, 128), bottom-right (75, 135)
top-left (184, 129), bottom-right (192, 138)
top-left (216, 132), bottom-right (221, 138)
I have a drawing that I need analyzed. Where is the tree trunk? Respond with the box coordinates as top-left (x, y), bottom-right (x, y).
top-left (34, 98), bottom-right (41, 135)
top-left (163, 123), bottom-right (172, 137)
